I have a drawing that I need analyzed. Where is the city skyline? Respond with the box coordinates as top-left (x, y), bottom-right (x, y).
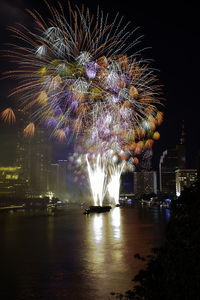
top-left (0, 118), bottom-right (197, 199)
top-left (0, 116), bottom-right (197, 171)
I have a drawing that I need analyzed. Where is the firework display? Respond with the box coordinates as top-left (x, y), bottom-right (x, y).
top-left (1, 2), bottom-right (163, 206)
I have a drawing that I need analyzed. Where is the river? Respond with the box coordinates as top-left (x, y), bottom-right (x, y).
top-left (0, 206), bottom-right (170, 299)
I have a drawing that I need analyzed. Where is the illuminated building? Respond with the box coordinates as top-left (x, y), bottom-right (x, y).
top-left (197, 151), bottom-right (200, 178)
top-left (28, 128), bottom-right (52, 197)
top-left (48, 163), bottom-right (59, 196)
top-left (159, 122), bottom-right (186, 195)
top-left (57, 160), bottom-right (68, 200)
top-left (176, 169), bottom-right (197, 196)
top-left (159, 148), bottom-right (179, 195)
top-left (0, 166), bottom-right (28, 197)
top-left (15, 110), bottom-right (32, 194)
top-left (15, 110), bottom-right (52, 197)
top-left (0, 110), bottom-right (32, 198)
top-left (133, 171), bottom-right (157, 195)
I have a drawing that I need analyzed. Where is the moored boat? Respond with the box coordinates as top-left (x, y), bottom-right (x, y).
top-left (83, 205), bottom-right (112, 214)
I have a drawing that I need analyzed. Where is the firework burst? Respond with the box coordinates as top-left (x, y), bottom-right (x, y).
top-left (1, 108), bottom-right (16, 124)
top-left (2, 1), bottom-right (148, 139)
top-left (1, 2), bottom-right (164, 205)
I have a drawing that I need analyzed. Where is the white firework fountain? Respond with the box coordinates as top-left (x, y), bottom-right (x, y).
top-left (86, 154), bottom-right (108, 206)
top-left (107, 161), bottom-right (125, 205)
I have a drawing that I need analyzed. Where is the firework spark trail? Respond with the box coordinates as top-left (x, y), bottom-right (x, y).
top-left (1, 2), bottom-right (164, 202)
top-left (86, 154), bottom-right (107, 206)
top-left (107, 161), bottom-right (125, 205)
top-left (1, 1), bottom-right (163, 143)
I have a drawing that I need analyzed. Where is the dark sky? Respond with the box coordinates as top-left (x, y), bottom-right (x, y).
top-left (0, 0), bottom-right (200, 168)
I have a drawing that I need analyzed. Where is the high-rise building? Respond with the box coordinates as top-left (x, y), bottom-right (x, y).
top-left (28, 128), bottom-right (52, 196)
top-left (176, 169), bottom-right (197, 196)
top-left (133, 171), bottom-right (157, 195)
top-left (15, 110), bottom-right (52, 197)
top-left (159, 122), bottom-right (186, 195)
top-left (0, 166), bottom-right (28, 197)
top-left (197, 151), bottom-right (200, 179)
top-left (159, 148), bottom-right (179, 195)
top-left (48, 163), bottom-right (59, 196)
top-left (15, 110), bottom-right (32, 193)
top-left (57, 160), bottom-right (68, 200)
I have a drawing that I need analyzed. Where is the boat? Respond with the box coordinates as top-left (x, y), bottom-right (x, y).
top-left (83, 205), bottom-right (112, 214)
top-left (141, 199), bottom-right (152, 206)
top-left (47, 203), bottom-right (56, 212)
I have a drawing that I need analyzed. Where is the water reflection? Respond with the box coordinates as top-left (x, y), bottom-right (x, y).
top-left (91, 208), bottom-right (122, 243)
top-left (47, 215), bottom-right (55, 246)
top-left (110, 207), bottom-right (121, 241)
top-left (153, 207), bottom-right (160, 223)
top-left (0, 206), bottom-right (169, 300)
top-left (165, 208), bottom-right (171, 221)
top-left (92, 214), bottom-right (104, 243)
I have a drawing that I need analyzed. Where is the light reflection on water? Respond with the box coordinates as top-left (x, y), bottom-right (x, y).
top-left (0, 206), bottom-right (169, 300)
top-left (88, 208), bottom-right (122, 276)
top-left (91, 208), bottom-right (121, 243)
top-left (110, 207), bottom-right (121, 241)
top-left (92, 214), bottom-right (104, 243)
top-left (165, 208), bottom-right (171, 221)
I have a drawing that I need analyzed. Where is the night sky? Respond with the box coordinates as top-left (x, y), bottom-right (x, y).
top-left (0, 0), bottom-right (199, 169)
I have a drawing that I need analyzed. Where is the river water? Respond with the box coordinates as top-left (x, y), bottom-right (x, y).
top-left (0, 206), bottom-right (170, 299)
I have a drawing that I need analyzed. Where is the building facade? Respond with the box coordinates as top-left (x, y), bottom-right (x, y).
top-left (28, 128), bottom-right (52, 197)
top-left (133, 171), bottom-right (157, 195)
top-left (0, 166), bottom-right (28, 197)
top-left (57, 160), bottom-right (68, 200)
top-left (15, 110), bottom-right (52, 197)
top-left (48, 163), bottom-right (59, 197)
top-left (159, 123), bottom-right (186, 195)
top-left (176, 169), bottom-right (197, 196)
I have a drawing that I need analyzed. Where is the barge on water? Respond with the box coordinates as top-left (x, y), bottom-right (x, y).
top-left (83, 205), bottom-right (112, 214)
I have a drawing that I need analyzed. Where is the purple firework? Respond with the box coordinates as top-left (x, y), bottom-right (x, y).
top-left (71, 101), bottom-right (79, 110)
top-left (54, 106), bottom-right (63, 116)
top-left (85, 62), bottom-right (98, 79)
top-left (45, 117), bottom-right (58, 128)
top-left (111, 95), bottom-right (119, 103)
top-left (64, 127), bottom-right (70, 136)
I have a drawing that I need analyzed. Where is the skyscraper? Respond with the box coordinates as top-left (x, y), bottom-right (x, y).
top-left (15, 110), bottom-right (52, 197)
top-left (29, 128), bottom-right (52, 196)
top-left (57, 160), bottom-right (68, 200)
top-left (15, 110), bottom-right (31, 195)
top-left (175, 169), bottom-right (197, 196)
top-left (159, 122), bottom-right (186, 195)
top-left (48, 163), bottom-right (59, 196)
top-left (0, 166), bottom-right (28, 197)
